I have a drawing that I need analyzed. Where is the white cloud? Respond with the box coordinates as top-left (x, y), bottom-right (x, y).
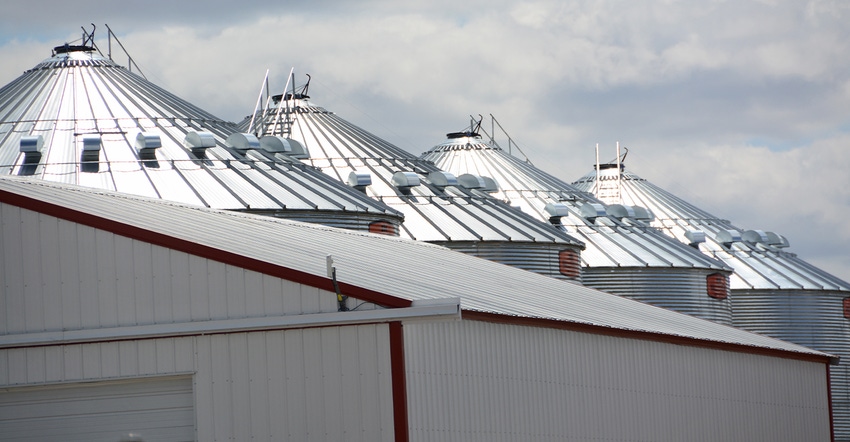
top-left (0, 0), bottom-right (848, 282)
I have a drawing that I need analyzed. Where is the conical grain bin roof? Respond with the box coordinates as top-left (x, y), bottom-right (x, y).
top-left (422, 129), bottom-right (734, 324)
top-left (0, 35), bottom-right (402, 232)
top-left (241, 80), bottom-right (584, 281)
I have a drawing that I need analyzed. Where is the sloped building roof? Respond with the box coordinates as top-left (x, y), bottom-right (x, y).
top-left (0, 43), bottom-right (402, 231)
top-left (0, 175), bottom-right (834, 363)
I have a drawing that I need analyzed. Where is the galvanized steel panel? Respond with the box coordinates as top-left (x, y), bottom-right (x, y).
top-left (583, 267), bottom-right (733, 325)
top-left (441, 240), bottom-right (582, 282)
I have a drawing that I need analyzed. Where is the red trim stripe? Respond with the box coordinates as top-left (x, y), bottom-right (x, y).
top-left (389, 321), bottom-right (409, 442)
top-left (0, 189), bottom-right (411, 309)
top-left (827, 365), bottom-right (836, 442)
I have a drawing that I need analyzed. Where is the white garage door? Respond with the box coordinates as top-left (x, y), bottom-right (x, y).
top-left (0, 375), bottom-right (194, 442)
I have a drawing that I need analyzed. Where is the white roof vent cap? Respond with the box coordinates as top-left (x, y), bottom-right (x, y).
top-left (457, 173), bottom-right (486, 189)
top-left (392, 171), bottom-right (421, 188)
top-left (765, 231), bottom-right (790, 248)
top-left (606, 204), bottom-right (636, 219)
top-left (20, 135), bottom-right (44, 153)
top-left (428, 171), bottom-right (458, 189)
top-left (347, 171), bottom-right (372, 191)
top-left (684, 230), bottom-right (706, 247)
top-left (743, 229), bottom-right (770, 244)
top-left (631, 206), bottom-right (654, 221)
top-left (479, 176), bottom-right (499, 193)
top-left (580, 202), bottom-right (607, 221)
top-left (715, 229), bottom-right (742, 247)
top-left (259, 136), bottom-right (297, 153)
top-left (184, 131), bottom-right (216, 149)
top-left (284, 138), bottom-right (310, 159)
top-left (544, 203), bottom-right (570, 221)
top-left (225, 132), bottom-right (261, 151)
top-left (136, 132), bottom-right (162, 161)
top-left (135, 132), bottom-right (162, 150)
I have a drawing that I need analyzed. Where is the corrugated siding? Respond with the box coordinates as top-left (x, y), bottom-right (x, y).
top-left (0, 202), bottom-right (340, 334)
top-left (0, 325), bottom-right (394, 442)
top-left (193, 327), bottom-right (394, 442)
top-left (404, 320), bottom-right (831, 442)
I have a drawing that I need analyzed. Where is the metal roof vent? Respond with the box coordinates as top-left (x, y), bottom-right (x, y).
top-left (715, 229), bottom-right (742, 247)
top-left (606, 204), bottom-right (636, 220)
top-left (81, 135), bottom-right (102, 162)
top-left (479, 176), bottom-right (500, 193)
top-left (765, 231), bottom-right (790, 248)
top-left (135, 132), bottom-right (161, 160)
top-left (184, 131), bottom-right (216, 149)
top-left (457, 173), bottom-right (486, 189)
top-left (287, 140), bottom-right (310, 159)
top-left (684, 230), bottom-right (706, 247)
top-left (742, 229), bottom-right (770, 244)
top-left (428, 171), bottom-right (458, 189)
top-left (544, 203), bottom-right (570, 224)
top-left (20, 135), bottom-right (44, 164)
top-left (632, 206), bottom-right (654, 221)
top-left (580, 202), bottom-right (607, 221)
top-left (347, 171), bottom-right (372, 192)
top-left (259, 136), bottom-right (305, 155)
top-left (392, 171), bottom-right (421, 189)
top-left (225, 133), bottom-right (261, 152)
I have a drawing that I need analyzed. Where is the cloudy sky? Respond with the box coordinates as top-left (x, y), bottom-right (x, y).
top-left (1, 0), bottom-right (848, 281)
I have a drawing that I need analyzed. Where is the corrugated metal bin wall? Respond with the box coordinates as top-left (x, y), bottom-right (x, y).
top-left (582, 267), bottom-right (734, 325)
top-left (436, 241), bottom-right (584, 283)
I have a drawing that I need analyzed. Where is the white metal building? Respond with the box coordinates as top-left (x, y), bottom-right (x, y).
top-left (0, 177), bottom-right (836, 441)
